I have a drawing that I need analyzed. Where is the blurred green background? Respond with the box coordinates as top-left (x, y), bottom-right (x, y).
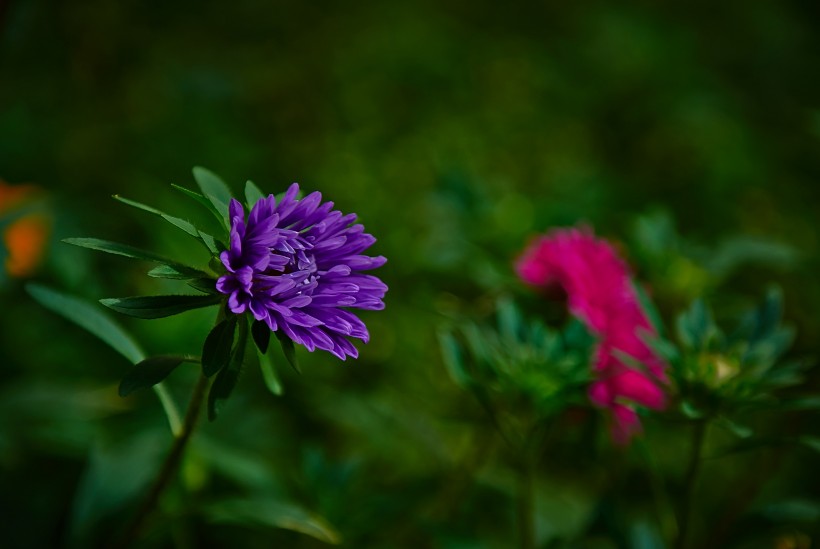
top-left (1, 1), bottom-right (818, 548)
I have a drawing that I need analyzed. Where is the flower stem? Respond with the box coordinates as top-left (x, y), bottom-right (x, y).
top-left (675, 419), bottom-right (708, 549)
top-left (117, 373), bottom-right (209, 548)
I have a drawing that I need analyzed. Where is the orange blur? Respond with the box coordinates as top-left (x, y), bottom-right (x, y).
top-left (0, 179), bottom-right (50, 278)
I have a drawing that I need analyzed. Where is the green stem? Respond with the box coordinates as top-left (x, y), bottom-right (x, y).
top-left (117, 373), bottom-right (209, 548)
top-left (675, 419), bottom-right (708, 549)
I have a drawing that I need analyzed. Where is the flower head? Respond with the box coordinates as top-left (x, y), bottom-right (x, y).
top-left (516, 227), bottom-right (666, 444)
top-left (216, 184), bottom-right (387, 360)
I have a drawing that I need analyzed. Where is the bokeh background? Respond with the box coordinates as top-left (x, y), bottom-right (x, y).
top-left (1, 1), bottom-right (818, 547)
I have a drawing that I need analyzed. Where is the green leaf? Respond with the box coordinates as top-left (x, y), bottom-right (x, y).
top-left (496, 297), bottom-right (520, 343)
top-left (147, 264), bottom-right (212, 280)
top-left (680, 400), bottom-right (705, 419)
top-left (198, 230), bottom-right (223, 254)
top-left (778, 396), bottom-right (820, 410)
top-left (799, 436), bottom-right (820, 453)
top-left (245, 180), bottom-right (265, 209)
top-left (119, 355), bottom-right (190, 396)
top-left (208, 316), bottom-right (248, 420)
top-left (26, 284), bottom-right (183, 434)
top-left (276, 331), bottom-right (300, 373)
top-left (171, 184), bottom-right (228, 229)
top-left (100, 294), bottom-right (222, 319)
top-left (204, 497), bottom-right (342, 544)
top-left (202, 317), bottom-right (238, 377)
top-left (113, 195), bottom-right (222, 254)
top-left (438, 329), bottom-right (470, 388)
top-left (632, 281), bottom-right (665, 336)
top-left (27, 284), bottom-right (145, 364)
top-left (676, 299), bottom-right (713, 351)
top-left (113, 195), bottom-right (199, 238)
top-left (64, 237), bottom-right (176, 265)
top-left (715, 416), bottom-right (753, 439)
top-left (193, 166), bottom-right (232, 222)
top-left (251, 320), bottom-right (271, 354)
top-left (258, 348), bottom-right (284, 396)
top-left (187, 277), bottom-right (219, 294)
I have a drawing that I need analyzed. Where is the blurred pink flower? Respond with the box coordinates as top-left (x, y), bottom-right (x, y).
top-left (516, 227), bottom-right (667, 444)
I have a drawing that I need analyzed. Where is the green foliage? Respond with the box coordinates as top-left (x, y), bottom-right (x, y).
top-left (202, 317), bottom-right (238, 377)
top-left (208, 315), bottom-right (248, 420)
top-left (441, 298), bottom-right (593, 440)
top-left (26, 283), bottom-right (145, 365)
top-left (118, 355), bottom-right (192, 396)
top-left (100, 294), bottom-right (223, 319)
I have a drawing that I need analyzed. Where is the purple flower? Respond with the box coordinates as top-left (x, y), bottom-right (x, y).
top-left (215, 184), bottom-right (387, 359)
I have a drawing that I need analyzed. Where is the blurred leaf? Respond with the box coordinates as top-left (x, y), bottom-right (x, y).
top-left (438, 329), bottom-right (470, 388)
top-left (208, 315), bottom-right (247, 420)
top-left (119, 355), bottom-right (189, 396)
top-left (193, 166), bottom-right (232, 222)
top-left (251, 319), bottom-right (271, 354)
top-left (799, 436), bottom-right (820, 453)
top-left (202, 317), bottom-right (237, 377)
top-left (778, 396), bottom-right (820, 410)
top-left (245, 180), bottom-right (265, 209)
top-left (100, 294), bottom-right (222, 319)
top-left (276, 331), bottom-right (300, 373)
top-left (26, 284), bottom-right (182, 433)
top-left (630, 520), bottom-right (666, 549)
top-left (496, 296), bottom-right (520, 343)
top-left (680, 401), bottom-right (705, 420)
top-left (632, 281), bottom-right (665, 336)
top-left (676, 299), bottom-right (713, 351)
top-left (204, 497), bottom-right (342, 544)
top-left (69, 430), bottom-right (167, 546)
top-left (759, 499), bottom-right (820, 522)
top-left (707, 236), bottom-right (799, 277)
top-left (715, 416), bottom-right (753, 439)
top-left (258, 348), bottom-right (284, 396)
top-left (27, 283), bottom-right (144, 364)
top-left (147, 264), bottom-right (212, 280)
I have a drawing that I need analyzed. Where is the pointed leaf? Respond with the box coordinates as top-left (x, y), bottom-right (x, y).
top-left (113, 195), bottom-right (199, 238)
top-left (64, 237), bottom-right (176, 265)
top-left (251, 320), bottom-right (271, 354)
top-left (100, 294), bottom-right (222, 319)
top-left (171, 184), bottom-right (228, 229)
top-left (119, 356), bottom-right (188, 396)
top-left (258, 349), bottom-right (283, 396)
top-left (202, 317), bottom-right (238, 377)
top-left (27, 284), bottom-right (145, 364)
top-left (147, 264), bottom-right (212, 280)
top-left (187, 278), bottom-right (219, 295)
top-left (208, 316), bottom-right (248, 420)
top-left (275, 331), bottom-right (300, 373)
top-left (245, 180), bottom-right (265, 209)
top-left (193, 167), bottom-right (232, 221)
top-left (199, 231), bottom-right (222, 254)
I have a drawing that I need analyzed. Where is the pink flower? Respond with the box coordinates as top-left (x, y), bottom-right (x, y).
top-left (516, 227), bottom-right (667, 444)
